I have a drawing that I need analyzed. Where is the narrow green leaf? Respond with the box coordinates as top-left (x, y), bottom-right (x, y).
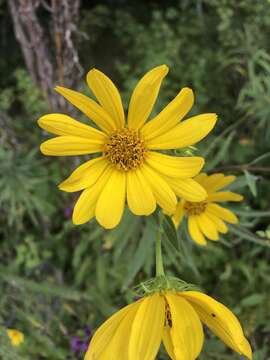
top-left (230, 225), bottom-right (270, 247)
top-left (241, 293), bottom-right (265, 307)
top-left (206, 131), bottom-right (235, 169)
top-left (233, 209), bottom-right (270, 218)
top-left (0, 269), bottom-right (93, 301)
top-left (111, 210), bottom-right (140, 262)
top-left (96, 255), bottom-right (107, 294)
top-left (122, 221), bottom-right (155, 289)
top-left (243, 170), bottom-right (257, 196)
top-left (162, 215), bottom-right (179, 250)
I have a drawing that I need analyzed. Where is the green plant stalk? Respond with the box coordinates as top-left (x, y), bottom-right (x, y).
top-left (155, 224), bottom-right (165, 277)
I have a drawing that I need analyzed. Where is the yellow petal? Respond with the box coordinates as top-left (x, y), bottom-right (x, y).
top-left (207, 203), bottom-right (238, 224)
top-left (59, 157), bottom-right (109, 192)
top-left (95, 170), bottom-right (126, 229)
top-left (141, 87), bottom-right (194, 140)
top-left (38, 113), bottom-right (106, 140)
top-left (55, 86), bottom-right (116, 133)
top-left (188, 216), bottom-right (207, 245)
top-left (129, 293), bottom-right (165, 360)
top-left (197, 212), bottom-right (219, 241)
top-left (128, 65), bottom-right (168, 130)
top-left (146, 113), bottom-right (217, 150)
top-left (163, 327), bottom-right (177, 360)
top-left (97, 301), bottom-right (142, 360)
top-left (172, 200), bottom-right (185, 227)
top-left (201, 173), bottom-right (237, 193)
top-left (72, 167), bottom-right (113, 225)
top-left (194, 172), bottom-right (223, 189)
top-left (87, 68), bottom-right (125, 129)
top-left (181, 291), bottom-right (252, 359)
top-left (165, 293), bottom-right (204, 360)
top-left (165, 177), bottom-right (207, 202)
top-left (85, 300), bottom-right (141, 360)
top-left (127, 169), bottom-right (156, 215)
top-left (207, 191), bottom-right (243, 202)
top-left (140, 164), bottom-right (177, 214)
top-left (146, 152), bottom-right (204, 179)
top-left (205, 209), bottom-right (228, 234)
top-left (40, 136), bottom-right (104, 156)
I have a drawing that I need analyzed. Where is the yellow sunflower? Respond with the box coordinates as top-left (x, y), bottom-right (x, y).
top-left (38, 65), bottom-right (217, 229)
top-left (173, 172), bottom-right (243, 245)
top-left (85, 290), bottom-right (252, 359)
top-left (7, 328), bottom-right (24, 347)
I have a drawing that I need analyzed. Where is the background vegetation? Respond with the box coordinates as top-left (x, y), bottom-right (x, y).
top-left (0, 0), bottom-right (270, 359)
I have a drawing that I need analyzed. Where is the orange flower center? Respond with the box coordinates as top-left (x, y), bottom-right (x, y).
top-left (104, 128), bottom-right (146, 171)
top-left (184, 201), bottom-right (207, 215)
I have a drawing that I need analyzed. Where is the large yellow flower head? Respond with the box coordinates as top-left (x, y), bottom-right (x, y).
top-left (38, 65), bottom-right (217, 229)
top-left (85, 290), bottom-right (252, 360)
top-left (173, 172), bottom-right (243, 245)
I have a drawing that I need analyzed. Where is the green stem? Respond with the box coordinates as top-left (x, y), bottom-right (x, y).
top-left (155, 216), bottom-right (165, 277)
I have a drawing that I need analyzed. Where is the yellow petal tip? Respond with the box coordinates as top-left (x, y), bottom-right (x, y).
top-left (238, 339), bottom-right (252, 360)
top-left (182, 86), bottom-right (193, 93)
top-left (39, 143), bottom-right (47, 155)
top-left (37, 117), bottom-right (43, 128)
top-left (87, 68), bottom-right (100, 79)
top-left (55, 85), bottom-right (66, 95)
top-left (237, 194), bottom-right (244, 201)
top-left (72, 216), bottom-right (84, 226)
top-left (159, 64), bottom-right (169, 73)
top-left (198, 157), bottom-right (205, 169)
top-left (37, 114), bottom-right (50, 129)
top-left (58, 181), bottom-right (71, 192)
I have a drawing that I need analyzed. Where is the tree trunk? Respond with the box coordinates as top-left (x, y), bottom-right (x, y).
top-left (8, 0), bottom-right (82, 112)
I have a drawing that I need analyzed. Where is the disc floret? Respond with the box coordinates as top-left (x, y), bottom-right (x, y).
top-left (184, 201), bottom-right (207, 215)
top-left (104, 128), bottom-right (146, 171)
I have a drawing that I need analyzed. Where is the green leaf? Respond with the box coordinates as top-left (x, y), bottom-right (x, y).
top-left (206, 131), bottom-right (235, 169)
top-left (0, 268), bottom-right (93, 302)
top-left (243, 170), bottom-right (257, 196)
top-left (241, 293), bottom-right (265, 307)
top-left (122, 221), bottom-right (155, 289)
top-left (96, 255), bottom-right (107, 294)
top-left (233, 209), bottom-right (270, 218)
top-left (229, 225), bottom-right (270, 247)
top-left (111, 210), bottom-right (140, 262)
top-left (162, 215), bottom-right (179, 250)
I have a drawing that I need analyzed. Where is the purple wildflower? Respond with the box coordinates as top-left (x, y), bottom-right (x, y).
top-left (71, 336), bottom-right (82, 352)
top-left (64, 206), bottom-right (72, 219)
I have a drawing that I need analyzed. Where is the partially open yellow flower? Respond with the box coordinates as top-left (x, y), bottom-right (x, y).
top-left (7, 328), bottom-right (24, 347)
top-left (38, 65), bottom-right (217, 229)
top-left (173, 173), bottom-right (243, 245)
top-left (85, 290), bottom-right (252, 359)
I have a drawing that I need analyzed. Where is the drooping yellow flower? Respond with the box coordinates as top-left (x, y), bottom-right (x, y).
top-left (173, 172), bottom-right (243, 245)
top-left (85, 290), bottom-right (252, 360)
top-left (7, 329), bottom-right (24, 347)
top-left (38, 65), bottom-right (217, 229)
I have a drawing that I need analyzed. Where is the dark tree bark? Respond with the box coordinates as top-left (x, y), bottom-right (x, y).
top-left (8, 0), bottom-right (82, 112)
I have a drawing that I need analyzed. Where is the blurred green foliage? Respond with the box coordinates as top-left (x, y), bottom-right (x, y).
top-left (0, 0), bottom-right (270, 359)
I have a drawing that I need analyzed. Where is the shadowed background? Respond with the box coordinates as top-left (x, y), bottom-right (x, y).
top-left (0, 0), bottom-right (270, 359)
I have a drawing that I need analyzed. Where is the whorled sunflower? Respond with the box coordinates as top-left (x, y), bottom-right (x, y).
top-left (7, 329), bottom-right (24, 347)
top-left (173, 172), bottom-right (243, 245)
top-left (38, 65), bottom-right (217, 229)
top-left (85, 290), bottom-right (252, 360)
